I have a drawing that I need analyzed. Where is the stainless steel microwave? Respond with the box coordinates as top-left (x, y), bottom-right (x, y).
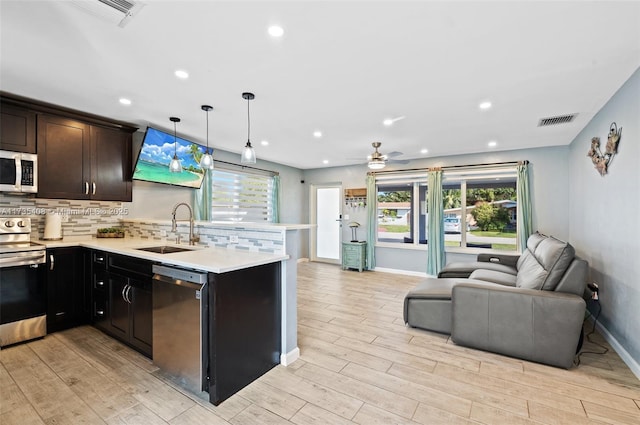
top-left (0, 150), bottom-right (38, 193)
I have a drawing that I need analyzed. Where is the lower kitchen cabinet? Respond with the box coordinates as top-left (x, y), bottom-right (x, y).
top-left (91, 251), bottom-right (152, 357)
top-left (46, 247), bottom-right (88, 333)
top-left (208, 261), bottom-right (281, 405)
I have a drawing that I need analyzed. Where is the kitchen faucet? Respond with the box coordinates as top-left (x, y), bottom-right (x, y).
top-left (171, 203), bottom-right (199, 245)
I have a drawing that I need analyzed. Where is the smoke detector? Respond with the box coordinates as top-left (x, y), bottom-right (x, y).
top-left (71, 0), bottom-right (146, 28)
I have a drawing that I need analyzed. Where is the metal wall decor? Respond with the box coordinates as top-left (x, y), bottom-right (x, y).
top-left (587, 122), bottom-right (622, 176)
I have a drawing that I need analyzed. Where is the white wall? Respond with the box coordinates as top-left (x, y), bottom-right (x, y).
top-left (302, 146), bottom-right (571, 273)
top-left (568, 67), bottom-right (640, 370)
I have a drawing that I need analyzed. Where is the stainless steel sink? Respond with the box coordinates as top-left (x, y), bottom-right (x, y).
top-left (136, 246), bottom-right (196, 254)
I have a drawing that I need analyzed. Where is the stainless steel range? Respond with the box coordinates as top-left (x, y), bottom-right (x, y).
top-left (0, 217), bottom-right (47, 347)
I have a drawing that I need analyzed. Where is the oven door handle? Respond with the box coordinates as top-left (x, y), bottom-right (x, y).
top-left (0, 252), bottom-right (46, 268)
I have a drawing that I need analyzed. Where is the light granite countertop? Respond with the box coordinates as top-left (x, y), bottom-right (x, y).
top-left (34, 237), bottom-right (289, 274)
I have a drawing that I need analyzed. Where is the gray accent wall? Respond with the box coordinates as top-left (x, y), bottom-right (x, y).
top-left (302, 146), bottom-right (571, 274)
top-left (568, 67), bottom-right (640, 370)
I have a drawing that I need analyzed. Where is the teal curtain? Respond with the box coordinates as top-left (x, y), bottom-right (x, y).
top-left (427, 169), bottom-right (444, 276)
top-left (516, 161), bottom-right (533, 252)
top-left (365, 174), bottom-right (376, 270)
top-left (272, 175), bottom-right (281, 223)
top-left (193, 170), bottom-right (212, 221)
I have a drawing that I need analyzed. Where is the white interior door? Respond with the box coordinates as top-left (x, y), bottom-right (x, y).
top-left (311, 185), bottom-right (342, 263)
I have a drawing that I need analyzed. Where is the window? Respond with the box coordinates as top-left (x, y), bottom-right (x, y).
top-left (444, 168), bottom-right (518, 251)
top-left (374, 165), bottom-right (519, 251)
top-left (210, 168), bottom-right (275, 222)
top-left (376, 174), bottom-right (427, 245)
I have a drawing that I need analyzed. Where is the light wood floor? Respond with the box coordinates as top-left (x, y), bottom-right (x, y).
top-left (1, 262), bottom-right (639, 425)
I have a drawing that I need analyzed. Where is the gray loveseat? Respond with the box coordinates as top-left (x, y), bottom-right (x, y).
top-left (403, 232), bottom-right (588, 368)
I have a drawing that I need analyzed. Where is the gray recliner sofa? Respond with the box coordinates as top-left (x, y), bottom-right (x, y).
top-left (403, 232), bottom-right (588, 368)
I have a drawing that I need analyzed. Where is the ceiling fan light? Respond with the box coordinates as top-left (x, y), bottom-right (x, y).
top-left (368, 159), bottom-right (386, 170)
top-left (241, 141), bottom-right (256, 164)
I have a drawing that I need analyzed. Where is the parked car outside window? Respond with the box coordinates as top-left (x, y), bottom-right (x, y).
top-left (444, 217), bottom-right (469, 233)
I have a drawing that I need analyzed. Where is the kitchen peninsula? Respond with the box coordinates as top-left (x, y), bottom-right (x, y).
top-left (37, 219), bottom-right (312, 405)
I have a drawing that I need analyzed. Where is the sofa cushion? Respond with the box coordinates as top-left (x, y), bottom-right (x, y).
top-left (438, 261), bottom-right (517, 278)
top-left (516, 231), bottom-right (547, 271)
top-left (469, 269), bottom-right (517, 286)
top-left (516, 236), bottom-right (575, 290)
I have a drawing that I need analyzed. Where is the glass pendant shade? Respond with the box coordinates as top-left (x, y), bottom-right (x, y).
top-left (241, 92), bottom-right (257, 164)
top-left (368, 159), bottom-right (386, 170)
top-left (168, 117), bottom-right (182, 173)
top-left (169, 154), bottom-right (182, 173)
top-left (200, 105), bottom-right (214, 170)
top-left (241, 141), bottom-right (256, 164)
top-left (199, 151), bottom-right (214, 169)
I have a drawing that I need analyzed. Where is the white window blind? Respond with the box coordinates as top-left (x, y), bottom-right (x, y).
top-left (210, 168), bottom-right (274, 222)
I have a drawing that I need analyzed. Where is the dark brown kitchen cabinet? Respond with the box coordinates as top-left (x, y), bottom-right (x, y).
top-left (46, 247), bottom-right (88, 333)
top-left (37, 114), bottom-right (132, 201)
top-left (91, 251), bottom-right (152, 357)
top-left (0, 103), bottom-right (36, 153)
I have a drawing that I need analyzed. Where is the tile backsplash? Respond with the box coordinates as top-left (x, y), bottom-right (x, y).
top-left (122, 220), bottom-right (284, 254)
top-left (0, 194), bottom-right (125, 238)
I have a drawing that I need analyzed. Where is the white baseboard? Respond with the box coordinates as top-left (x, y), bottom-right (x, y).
top-left (280, 347), bottom-right (300, 366)
top-left (591, 318), bottom-right (640, 380)
top-left (297, 257), bottom-right (310, 263)
top-left (373, 267), bottom-right (429, 278)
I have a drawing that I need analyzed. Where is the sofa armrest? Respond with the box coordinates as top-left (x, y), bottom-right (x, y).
top-left (451, 284), bottom-right (585, 369)
top-left (477, 253), bottom-right (520, 268)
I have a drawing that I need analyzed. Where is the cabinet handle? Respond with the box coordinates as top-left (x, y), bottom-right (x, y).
top-left (95, 256), bottom-right (104, 262)
top-left (121, 284), bottom-right (128, 302)
top-left (92, 182), bottom-right (96, 195)
top-left (96, 280), bottom-right (104, 287)
top-left (96, 310), bottom-right (104, 316)
top-left (85, 181), bottom-right (89, 195)
top-left (125, 284), bottom-right (132, 304)
top-left (49, 254), bottom-right (54, 271)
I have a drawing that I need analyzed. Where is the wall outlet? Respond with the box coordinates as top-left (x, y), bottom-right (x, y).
top-left (160, 230), bottom-right (167, 238)
top-left (344, 214), bottom-right (350, 220)
top-left (229, 235), bottom-right (239, 243)
top-left (61, 214), bottom-right (69, 223)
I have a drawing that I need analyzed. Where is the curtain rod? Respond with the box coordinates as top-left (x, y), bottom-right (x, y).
top-left (213, 159), bottom-right (279, 176)
top-left (367, 160), bottom-right (528, 175)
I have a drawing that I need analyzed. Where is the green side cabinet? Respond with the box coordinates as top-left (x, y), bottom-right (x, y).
top-left (342, 241), bottom-right (367, 272)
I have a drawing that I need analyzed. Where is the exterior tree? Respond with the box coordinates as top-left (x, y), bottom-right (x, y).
top-left (471, 203), bottom-right (511, 231)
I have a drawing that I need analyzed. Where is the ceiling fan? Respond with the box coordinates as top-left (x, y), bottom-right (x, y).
top-left (366, 142), bottom-right (408, 169)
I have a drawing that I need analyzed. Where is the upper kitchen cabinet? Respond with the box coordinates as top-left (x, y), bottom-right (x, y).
top-left (38, 116), bottom-right (133, 201)
top-left (1, 92), bottom-right (136, 201)
top-left (0, 103), bottom-right (37, 153)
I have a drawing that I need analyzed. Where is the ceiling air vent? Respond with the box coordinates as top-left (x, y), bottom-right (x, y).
top-left (71, 0), bottom-right (145, 28)
top-left (538, 113), bottom-right (577, 127)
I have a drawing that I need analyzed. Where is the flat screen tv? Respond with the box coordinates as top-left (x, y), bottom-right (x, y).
top-left (133, 126), bottom-right (209, 189)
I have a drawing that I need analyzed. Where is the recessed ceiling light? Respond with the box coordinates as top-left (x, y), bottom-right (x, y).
top-left (488, 140), bottom-right (498, 148)
top-left (313, 130), bottom-right (322, 138)
top-left (119, 98), bottom-right (131, 105)
top-left (420, 148), bottom-right (428, 154)
top-left (383, 116), bottom-right (406, 126)
top-left (261, 140), bottom-right (269, 146)
top-left (323, 160), bottom-right (329, 164)
top-left (175, 70), bottom-right (189, 79)
top-left (268, 25), bottom-right (284, 37)
top-left (479, 101), bottom-right (492, 110)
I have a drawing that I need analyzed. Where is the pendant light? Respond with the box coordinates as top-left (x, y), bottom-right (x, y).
top-left (199, 105), bottom-right (214, 170)
top-left (241, 92), bottom-right (256, 164)
top-left (168, 117), bottom-right (182, 173)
